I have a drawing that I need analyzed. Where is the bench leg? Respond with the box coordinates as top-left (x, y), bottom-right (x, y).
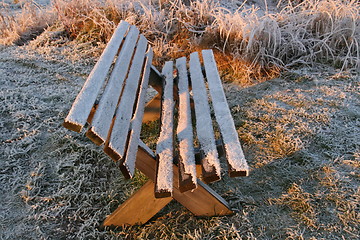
top-left (103, 142), bottom-right (233, 227)
top-left (103, 180), bottom-right (172, 226)
top-left (136, 143), bottom-right (234, 217)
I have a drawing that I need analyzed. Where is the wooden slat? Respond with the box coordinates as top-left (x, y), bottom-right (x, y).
top-left (175, 57), bottom-right (197, 192)
top-left (189, 52), bottom-right (221, 183)
top-left (104, 35), bottom-right (148, 161)
top-left (120, 49), bottom-right (154, 178)
top-left (143, 92), bottom-right (162, 123)
top-left (103, 180), bottom-right (172, 226)
top-left (155, 61), bottom-right (174, 198)
top-left (136, 141), bottom-right (233, 216)
top-left (63, 21), bottom-right (130, 132)
top-left (86, 26), bottom-right (139, 145)
top-left (202, 49), bottom-right (249, 177)
top-left (149, 66), bottom-right (163, 93)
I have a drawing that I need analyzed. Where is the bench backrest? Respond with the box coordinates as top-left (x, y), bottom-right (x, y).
top-left (63, 21), bottom-right (153, 178)
top-left (64, 21), bottom-right (249, 199)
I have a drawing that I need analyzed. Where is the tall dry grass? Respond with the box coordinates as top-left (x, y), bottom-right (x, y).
top-left (0, 0), bottom-right (55, 45)
top-left (1, 0), bottom-right (359, 79)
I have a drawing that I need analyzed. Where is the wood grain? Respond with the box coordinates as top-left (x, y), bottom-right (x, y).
top-left (102, 180), bottom-right (172, 226)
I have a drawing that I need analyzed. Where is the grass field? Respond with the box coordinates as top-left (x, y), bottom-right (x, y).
top-left (1, 0), bottom-right (359, 239)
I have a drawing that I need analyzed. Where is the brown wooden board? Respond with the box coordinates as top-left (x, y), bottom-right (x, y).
top-left (103, 180), bottom-right (172, 226)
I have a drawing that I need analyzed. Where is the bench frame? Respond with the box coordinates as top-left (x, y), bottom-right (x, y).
top-left (63, 21), bottom-right (248, 227)
top-left (102, 67), bottom-right (234, 226)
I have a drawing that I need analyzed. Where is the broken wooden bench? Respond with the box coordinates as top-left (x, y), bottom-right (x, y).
top-left (63, 20), bottom-right (249, 226)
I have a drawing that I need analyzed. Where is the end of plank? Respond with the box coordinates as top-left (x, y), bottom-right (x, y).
top-left (86, 127), bottom-right (105, 146)
top-left (178, 174), bottom-right (197, 193)
top-left (201, 170), bottom-right (221, 184)
top-left (154, 190), bottom-right (172, 198)
top-left (119, 162), bottom-right (133, 180)
top-left (104, 143), bottom-right (122, 162)
top-left (228, 168), bottom-right (249, 177)
top-left (63, 120), bottom-right (82, 133)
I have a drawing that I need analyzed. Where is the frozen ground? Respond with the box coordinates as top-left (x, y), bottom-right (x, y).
top-left (1, 36), bottom-right (359, 239)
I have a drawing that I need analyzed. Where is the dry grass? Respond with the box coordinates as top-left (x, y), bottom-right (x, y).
top-left (1, 0), bottom-right (358, 82)
top-left (269, 183), bottom-right (318, 228)
top-left (0, 0), bottom-right (55, 45)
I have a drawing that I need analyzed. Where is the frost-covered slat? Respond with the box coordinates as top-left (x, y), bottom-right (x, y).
top-left (104, 35), bottom-right (148, 161)
top-left (63, 21), bottom-right (130, 132)
top-left (86, 26), bottom-right (139, 145)
top-left (202, 49), bottom-right (249, 177)
top-left (121, 49), bottom-right (154, 179)
top-left (189, 52), bottom-right (221, 183)
top-left (155, 61), bottom-right (174, 198)
top-left (175, 57), bottom-right (197, 192)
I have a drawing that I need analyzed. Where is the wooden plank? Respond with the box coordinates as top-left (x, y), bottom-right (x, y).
top-left (104, 35), bottom-right (148, 161)
top-left (135, 141), bottom-right (234, 216)
top-left (155, 61), bottom-right (174, 198)
top-left (102, 180), bottom-right (172, 226)
top-left (149, 66), bottom-right (163, 93)
top-left (120, 49), bottom-right (154, 178)
top-left (175, 57), bottom-right (197, 192)
top-left (86, 26), bottom-right (139, 145)
top-left (189, 52), bottom-right (221, 183)
top-left (202, 49), bottom-right (249, 177)
top-left (143, 93), bottom-right (162, 123)
top-left (63, 21), bottom-right (130, 132)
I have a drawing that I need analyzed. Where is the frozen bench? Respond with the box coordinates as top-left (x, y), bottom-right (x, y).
top-left (63, 20), bottom-right (249, 226)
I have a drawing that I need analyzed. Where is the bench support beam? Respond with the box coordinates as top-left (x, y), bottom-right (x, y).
top-left (103, 180), bottom-right (172, 226)
top-left (103, 143), bottom-right (233, 227)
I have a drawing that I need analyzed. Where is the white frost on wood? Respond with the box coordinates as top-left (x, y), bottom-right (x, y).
top-left (175, 57), bottom-right (197, 186)
top-left (202, 49), bottom-right (249, 175)
top-left (189, 52), bottom-right (221, 177)
top-left (123, 49), bottom-right (154, 178)
top-left (64, 21), bottom-right (130, 132)
top-left (155, 61), bottom-right (174, 194)
top-left (106, 35), bottom-right (148, 160)
top-left (88, 26), bottom-right (139, 144)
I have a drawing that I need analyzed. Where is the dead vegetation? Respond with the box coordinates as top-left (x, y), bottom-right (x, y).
top-left (1, 0), bottom-right (359, 83)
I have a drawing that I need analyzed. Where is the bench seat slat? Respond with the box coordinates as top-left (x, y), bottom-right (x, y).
top-left (155, 61), bottom-right (174, 198)
top-left (189, 52), bottom-right (221, 183)
top-left (104, 35), bottom-right (148, 161)
top-left (63, 21), bottom-right (130, 132)
top-left (86, 26), bottom-right (139, 145)
top-left (202, 50), bottom-right (249, 177)
top-left (121, 49), bottom-right (154, 178)
top-left (175, 57), bottom-right (197, 192)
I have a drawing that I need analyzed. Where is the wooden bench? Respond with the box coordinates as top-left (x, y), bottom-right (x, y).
top-left (63, 20), bottom-right (249, 226)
